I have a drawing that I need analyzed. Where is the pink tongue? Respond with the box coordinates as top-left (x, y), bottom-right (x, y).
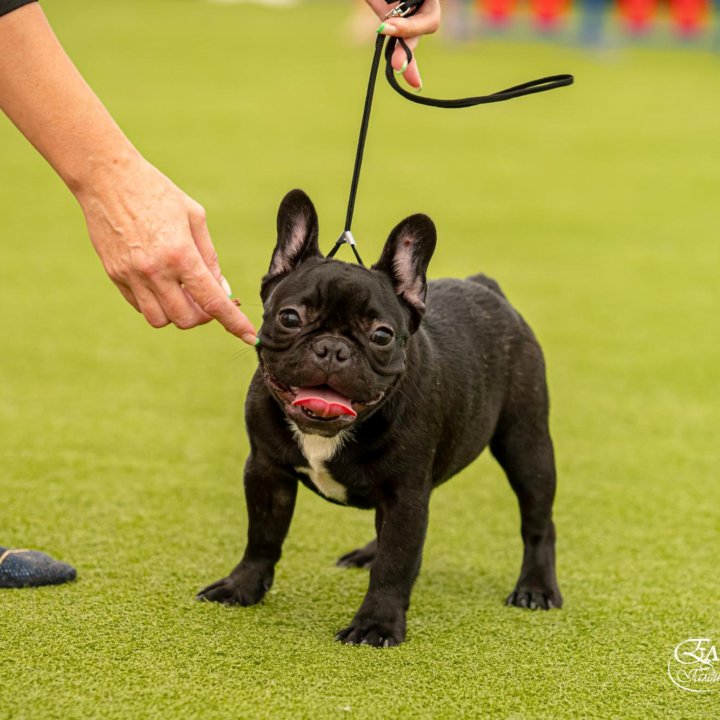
top-left (292, 386), bottom-right (357, 418)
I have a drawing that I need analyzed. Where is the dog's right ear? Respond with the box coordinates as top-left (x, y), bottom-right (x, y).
top-left (261, 189), bottom-right (322, 300)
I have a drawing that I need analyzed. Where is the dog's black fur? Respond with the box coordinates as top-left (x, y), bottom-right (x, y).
top-left (198, 189), bottom-right (562, 646)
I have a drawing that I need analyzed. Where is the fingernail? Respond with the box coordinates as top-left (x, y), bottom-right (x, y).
top-left (415, 83), bottom-right (423, 94)
top-left (242, 333), bottom-right (257, 346)
top-left (376, 22), bottom-right (396, 35)
top-left (394, 60), bottom-right (408, 75)
top-left (220, 276), bottom-right (232, 297)
top-left (255, 336), bottom-right (262, 347)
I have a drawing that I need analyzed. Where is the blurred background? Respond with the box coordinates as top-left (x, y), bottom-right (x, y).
top-left (431, 0), bottom-right (719, 46)
top-left (0, 1), bottom-right (718, 717)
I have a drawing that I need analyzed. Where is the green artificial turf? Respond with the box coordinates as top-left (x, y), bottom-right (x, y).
top-left (1, 1), bottom-right (719, 718)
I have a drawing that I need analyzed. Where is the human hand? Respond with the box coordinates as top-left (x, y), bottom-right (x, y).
top-left (76, 153), bottom-right (257, 345)
top-left (0, 4), bottom-right (255, 344)
top-left (363, 0), bottom-right (441, 90)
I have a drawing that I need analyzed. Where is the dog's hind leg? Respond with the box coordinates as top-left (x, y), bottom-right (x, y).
top-left (336, 507), bottom-right (383, 568)
top-left (490, 354), bottom-right (563, 610)
top-left (467, 273), bottom-right (507, 299)
top-left (336, 538), bottom-right (377, 569)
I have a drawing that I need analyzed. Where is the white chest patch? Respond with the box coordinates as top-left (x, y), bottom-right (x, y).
top-left (291, 426), bottom-right (350, 504)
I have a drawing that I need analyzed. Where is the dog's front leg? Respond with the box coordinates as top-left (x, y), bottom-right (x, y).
top-left (336, 484), bottom-right (430, 647)
top-left (197, 454), bottom-right (298, 606)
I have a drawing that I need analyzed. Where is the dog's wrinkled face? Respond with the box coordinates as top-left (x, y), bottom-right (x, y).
top-left (257, 189), bottom-right (436, 437)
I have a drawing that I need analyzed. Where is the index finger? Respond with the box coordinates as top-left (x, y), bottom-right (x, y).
top-left (181, 262), bottom-right (257, 344)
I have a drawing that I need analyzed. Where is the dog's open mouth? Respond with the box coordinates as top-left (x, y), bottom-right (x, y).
top-left (263, 371), bottom-right (384, 424)
top-left (293, 386), bottom-right (357, 419)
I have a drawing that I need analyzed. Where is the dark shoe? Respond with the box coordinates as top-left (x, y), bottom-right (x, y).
top-left (0, 547), bottom-right (77, 589)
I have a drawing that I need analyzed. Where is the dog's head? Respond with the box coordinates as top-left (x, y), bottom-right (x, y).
top-left (257, 189), bottom-right (436, 437)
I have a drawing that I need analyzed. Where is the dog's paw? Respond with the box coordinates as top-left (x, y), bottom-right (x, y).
top-left (335, 609), bottom-right (406, 648)
top-left (197, 566), bottom-right (273, 607)
top-left (336, 539), bottom-right (377, 569)
top-left (506, 586), bottom-right (563, 610)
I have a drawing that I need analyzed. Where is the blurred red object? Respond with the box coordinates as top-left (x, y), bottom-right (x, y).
top-left (619, 0), bottom-right (658, 33)
top-left (669, 0), bottom-right (709, 36)
top-left (479, 0), bottom-right (517, 26)
top-left (530, 0), bottom-right (571, 30)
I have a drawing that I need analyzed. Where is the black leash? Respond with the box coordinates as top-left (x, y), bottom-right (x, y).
top-left (327, 0), bottom-right (574, 264)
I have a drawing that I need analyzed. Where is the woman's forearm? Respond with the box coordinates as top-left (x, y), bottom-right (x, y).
top-left (0, 3), bottom-right (138, 198)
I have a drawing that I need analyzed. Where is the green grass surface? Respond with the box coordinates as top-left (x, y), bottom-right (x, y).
top-left (1, 1), bottom-right (719, 718)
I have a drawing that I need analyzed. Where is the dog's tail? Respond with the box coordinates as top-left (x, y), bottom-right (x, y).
top-left (467, 273), bottom-right (507, 300)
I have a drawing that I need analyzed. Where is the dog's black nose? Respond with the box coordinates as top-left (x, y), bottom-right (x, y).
top-left (312, 336), bottom-right (352, 365)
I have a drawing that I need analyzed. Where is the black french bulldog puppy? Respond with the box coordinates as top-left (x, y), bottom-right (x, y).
top-left (198, 189), bottom-right (562, 647)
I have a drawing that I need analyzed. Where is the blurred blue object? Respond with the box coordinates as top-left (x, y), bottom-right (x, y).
top-left (579, 0), bottom-right (609, 45)
top-left (0, 547), bottom-right (76, 589)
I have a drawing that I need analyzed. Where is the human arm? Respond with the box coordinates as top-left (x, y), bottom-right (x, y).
top-left (0, 3), bottom-right (256, 343)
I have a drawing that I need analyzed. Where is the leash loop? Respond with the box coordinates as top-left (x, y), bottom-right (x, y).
top-left (386, 37), bottom-right (573, 107)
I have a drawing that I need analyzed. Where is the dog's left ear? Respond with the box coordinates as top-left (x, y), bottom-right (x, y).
top-left (262, 189), bottom-right (322, 300)
top-left (372, 214), bottom-right (436, 332)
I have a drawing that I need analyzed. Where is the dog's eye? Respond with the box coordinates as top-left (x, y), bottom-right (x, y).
top-left (278, 309), bottom-right (301, 329)
top-left (371, 327), bottom-right (394, 347)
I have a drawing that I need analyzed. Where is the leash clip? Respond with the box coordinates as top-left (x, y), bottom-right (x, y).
top-left (385, 0), bottom-right (424, 19)
top-left (327, 230), bottom-right (365, 265)
top-left (338, 230), bottom-right (357, 247)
